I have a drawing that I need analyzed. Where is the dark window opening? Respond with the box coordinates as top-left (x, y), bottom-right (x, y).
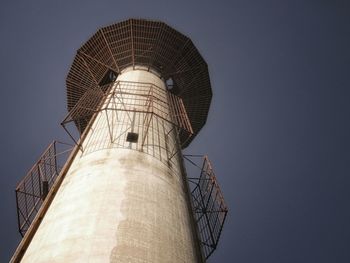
top-left (126, 132), bottom-right (139, 143)
top-left (99, 69), bottom-right (118, 87)
top-left (166, 78), bottom-right (174, 90)
top-left (41, 180), bottom-right (49, 200)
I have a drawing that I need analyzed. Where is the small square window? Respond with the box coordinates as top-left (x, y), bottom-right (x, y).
top-left (126, 132), bottom-right (139, 143)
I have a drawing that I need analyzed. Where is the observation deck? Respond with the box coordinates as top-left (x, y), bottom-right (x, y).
top-left (66, 18), bottom-right (212, 147)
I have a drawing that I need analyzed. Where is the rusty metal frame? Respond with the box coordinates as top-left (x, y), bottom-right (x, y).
top-left (66, 19), bottom-right (212, 148)
top-left (61, 80), bottom-right (193, 162)
top-left (61, 86), bottom-right (109, 149)
top-left (15, 141), bottom-right (74, 237)
top-left (184, 154), bottom-right (228, 260)
top-left (11, 114), bottom-right (95, 263)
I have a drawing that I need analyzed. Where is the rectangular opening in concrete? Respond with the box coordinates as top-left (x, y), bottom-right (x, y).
top-left (126, 132), bottom-right (139, 143)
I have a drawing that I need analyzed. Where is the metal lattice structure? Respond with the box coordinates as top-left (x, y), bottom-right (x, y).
top-left (62, 80), bottom-right (193, 163)
top-left (185, 155), bottom-right (228, 259)
top-left (15, 141), bottom-right (73, 237)
top-left (66, 18), bottom-right (212, 148)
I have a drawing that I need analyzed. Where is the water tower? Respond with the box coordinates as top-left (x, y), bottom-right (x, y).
top-left (11, 19), bottom-right (228, 262)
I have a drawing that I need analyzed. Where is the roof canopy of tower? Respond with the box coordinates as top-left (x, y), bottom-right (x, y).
top-left (66, 18), bottom-right (212, 148)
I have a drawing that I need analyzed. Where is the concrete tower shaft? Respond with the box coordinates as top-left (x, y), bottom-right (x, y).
top-left (20, 69), bottom-right (202, 262)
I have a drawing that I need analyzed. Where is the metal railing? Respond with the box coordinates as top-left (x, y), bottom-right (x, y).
top-left (15, 141), bottom-right (73, 237)
top-left (185, 155), bottom-right (228, 259)
top-left (61, 81), bottom-right (193, 164)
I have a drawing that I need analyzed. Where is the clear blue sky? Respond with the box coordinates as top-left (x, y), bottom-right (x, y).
top-left (1, 0), bottom-right (350, 262)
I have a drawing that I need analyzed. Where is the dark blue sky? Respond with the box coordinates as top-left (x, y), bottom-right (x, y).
top-left (1, 0), bottom-right (350, 262)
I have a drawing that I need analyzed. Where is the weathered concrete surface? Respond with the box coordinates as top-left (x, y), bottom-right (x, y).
top-left (21, 68), bottom-right (201, 262)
